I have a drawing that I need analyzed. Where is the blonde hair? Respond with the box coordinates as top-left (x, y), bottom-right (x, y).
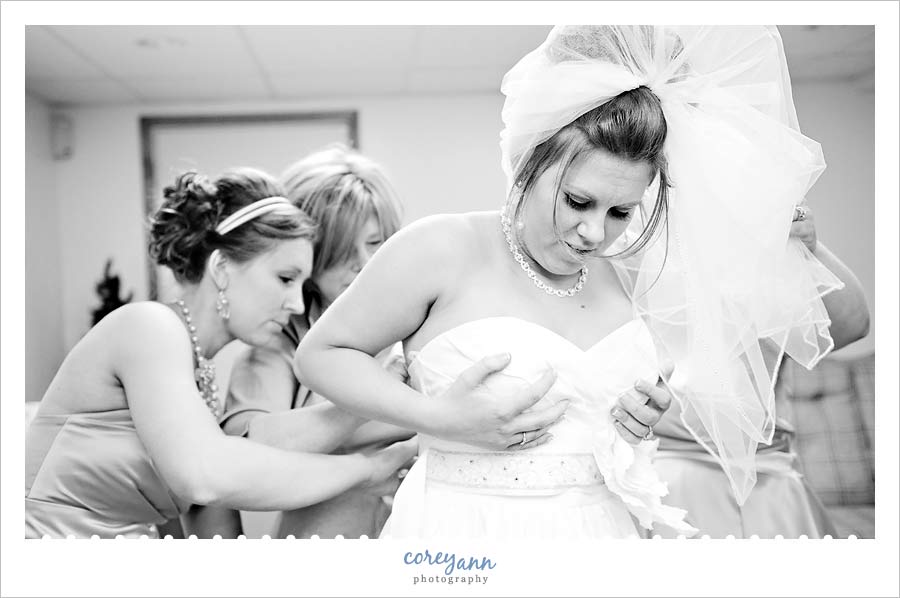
top-left (281, 144), bottom-right (403, 310)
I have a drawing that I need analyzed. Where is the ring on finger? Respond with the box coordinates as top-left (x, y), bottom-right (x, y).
top-left (793, 205), bottom-right (809, 222)
top-left (520, 431), bottom-right (528, 446)
top-left (642, 426), bottom-right (655, 441)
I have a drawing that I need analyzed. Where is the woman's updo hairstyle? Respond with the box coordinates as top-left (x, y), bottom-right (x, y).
top-left (149, 168), bottom-right (317, 284)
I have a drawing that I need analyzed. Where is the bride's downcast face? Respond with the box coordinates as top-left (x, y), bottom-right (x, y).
top-left (224, 237), bottom-right (314, 347)
top-left (519, 149), bottom-right (653, 277)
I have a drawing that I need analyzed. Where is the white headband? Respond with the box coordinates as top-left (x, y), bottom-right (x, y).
top-left (215, 196), bottom-right (293, 236)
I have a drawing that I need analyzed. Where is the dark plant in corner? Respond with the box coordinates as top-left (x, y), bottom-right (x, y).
top-left (92, 259), bottom-right (134, 326)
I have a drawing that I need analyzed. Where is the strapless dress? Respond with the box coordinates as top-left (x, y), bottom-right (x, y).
top-left (380, 317), bottom-right (696, 539)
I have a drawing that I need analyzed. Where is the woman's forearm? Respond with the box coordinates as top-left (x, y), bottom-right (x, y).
top-left (813, 242), bottom-right (871, 350)
top-left (246, 402), bottom-right (367, 453)
top-left (342, 421), bottom-right (415, 451)
top-left (295, 345), bottom-right (439, 436)
top-left (197, 436), bottom-right (373, 511)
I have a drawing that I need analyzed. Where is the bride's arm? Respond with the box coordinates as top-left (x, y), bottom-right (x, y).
top-left (332, 344), bottom-right (413, 450)
top-left (111, 303), bottom-right (416, 511)
top-left (296, 215), bottom-right (455, 432)
top-left (224, 344), bottom-right (367, 453)
top-left (295, 214), bottom-right (566, 450)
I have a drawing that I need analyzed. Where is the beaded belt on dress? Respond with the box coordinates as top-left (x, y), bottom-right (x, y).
top-left (425, 449), bottom-right (605, 491)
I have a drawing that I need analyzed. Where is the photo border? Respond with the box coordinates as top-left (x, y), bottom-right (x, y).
top-left (4, 1), bottom-right (897, 596)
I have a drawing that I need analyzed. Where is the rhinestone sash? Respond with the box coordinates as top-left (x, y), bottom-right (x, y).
top-left (425, 449), bottom-right (605, 491)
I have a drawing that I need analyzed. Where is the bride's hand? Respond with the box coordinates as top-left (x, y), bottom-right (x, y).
top-left (432, 353), bottom-right (568, 451)
top-left (611, 360), bottom-right (674, 445)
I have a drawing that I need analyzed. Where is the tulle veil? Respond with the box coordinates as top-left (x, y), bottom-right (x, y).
top-left (499, 26), bottom-right (843, 504)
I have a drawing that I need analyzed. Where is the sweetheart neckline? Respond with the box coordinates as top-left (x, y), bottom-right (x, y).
top-left (407, 316), bottom-right (646, 366)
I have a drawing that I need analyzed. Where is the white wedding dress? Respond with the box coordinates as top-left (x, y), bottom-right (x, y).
top-left (380, 316), bottom-right (696, 540)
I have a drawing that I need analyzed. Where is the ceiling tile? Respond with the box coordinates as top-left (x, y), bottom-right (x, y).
top-left (269, 68), bottom-right (407, 99)
top-left (838, 28), bottom-right (876, 55)
top-left (779, 25), bottom-right (874, 58)
top-left (241, 26), bottom-right (418, 73)
top-left (26, 26), bottom-right (108, 80)
top-left (122, 75), bottom-right (271, 103)
top-left (777, 26), bottom-right (874, 81)
top-left (789, 51), bottom-right (878, 82)
top-left (411, 25), bottom-right (551, 68)
top-left (23, 25), bottom-right (878, 106)
top-left (406, 67), bottom-right (502, 94)
top-left (47, 26), bottom-right (260, 79)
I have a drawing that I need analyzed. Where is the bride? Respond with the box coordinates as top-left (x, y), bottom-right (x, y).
top-left (295, 26), bottom-right (840, 539)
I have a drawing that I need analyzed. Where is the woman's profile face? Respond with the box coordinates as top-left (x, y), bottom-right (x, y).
top-left (519, 148), bottom-right (652, 276)
top-left (314, 214), bottom-right (385, 307)
top-left (225, 237), bottom-right (314, 347)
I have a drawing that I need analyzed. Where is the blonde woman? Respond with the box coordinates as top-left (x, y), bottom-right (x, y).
top-left (215, 146), bottom-right (412, 538)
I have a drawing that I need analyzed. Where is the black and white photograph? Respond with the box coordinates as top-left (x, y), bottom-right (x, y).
top-left (3, 2), bottom-right (898, 597)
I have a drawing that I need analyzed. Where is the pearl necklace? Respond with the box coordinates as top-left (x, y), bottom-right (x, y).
top-left (500, 207), bottom-right (588, 298)
top-left (175, 300), bottom-right (220, 417)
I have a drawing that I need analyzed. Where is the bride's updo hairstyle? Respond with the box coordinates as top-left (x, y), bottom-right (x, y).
top-left (510, 26), bottom-right (673, 259)
top-left (149, 168), bottom-right (317, 284)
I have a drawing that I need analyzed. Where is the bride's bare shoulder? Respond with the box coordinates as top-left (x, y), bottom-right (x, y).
top-left (386, 211), bottom-right (500, 260)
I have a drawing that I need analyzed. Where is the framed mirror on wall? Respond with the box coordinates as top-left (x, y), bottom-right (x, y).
top-left (140, 110), bottom-right (358, 302)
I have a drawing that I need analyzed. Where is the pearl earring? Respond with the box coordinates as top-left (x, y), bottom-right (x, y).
top-left (215, 288), bottom-right (230, 321)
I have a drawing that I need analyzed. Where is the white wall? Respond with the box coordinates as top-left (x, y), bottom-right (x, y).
top-left (51, 93), bottom-right (507, 354)
top-left (25, 94), bottom-right (64, 403)
top-left (792, 80), bottom-right (876, 358)
top-left (25, 81), bottom-right (875, 399)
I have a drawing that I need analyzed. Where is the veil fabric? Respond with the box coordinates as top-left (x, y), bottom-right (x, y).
top-left (500, 26), bottom-right (843, 504)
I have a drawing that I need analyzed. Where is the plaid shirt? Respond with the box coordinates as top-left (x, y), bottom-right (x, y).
top-left (787, 354), bottom-right (875, 506)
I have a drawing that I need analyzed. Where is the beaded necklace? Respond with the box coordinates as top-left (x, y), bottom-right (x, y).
top-left (500, 206), bottom-right (588, 298)
top-left (174, 300), bottom-right (220, 416)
